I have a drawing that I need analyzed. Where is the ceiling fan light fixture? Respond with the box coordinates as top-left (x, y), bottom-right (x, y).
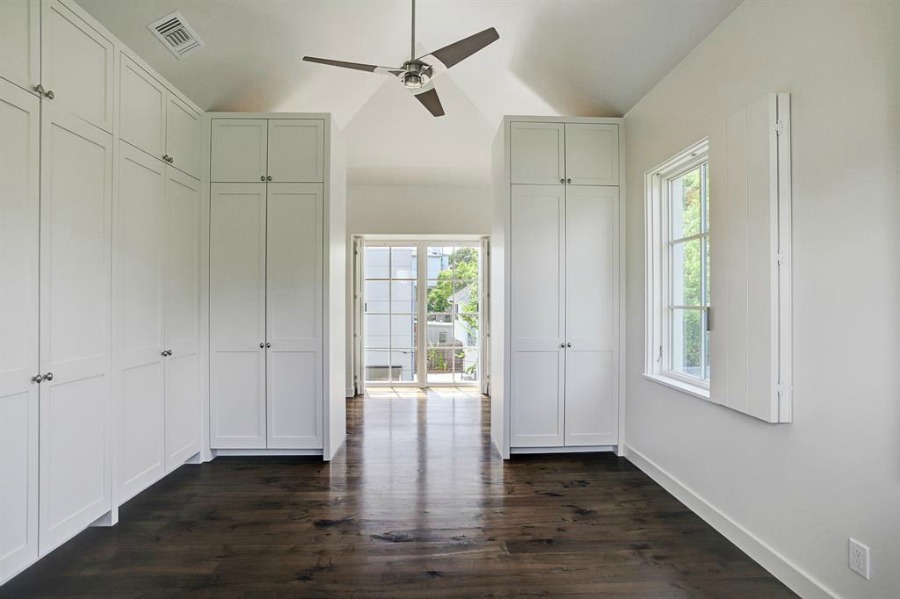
top-left (400, 62), bottom-right (432, 89)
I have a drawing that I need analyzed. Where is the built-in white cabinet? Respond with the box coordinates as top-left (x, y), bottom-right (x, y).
top-left (210, 118), bottom-right (325, 183)
top-left (117, 146), bottom-right (201, 503)
top-left (120, 55), bottom-right (201, 179)
top-left (0, 76), bottom-right (41, 584)
top-left (0, 0), bottom-right (204, 586)
top-left (497, 117), bottom-right (622, 455)
top-left (209, 182), bottom-right (324, 450)
top-left (208, 114), bottom-right (342, 454)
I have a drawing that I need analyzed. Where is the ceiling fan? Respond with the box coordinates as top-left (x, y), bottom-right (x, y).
top-left (302, 0), bottom-right (499, 117)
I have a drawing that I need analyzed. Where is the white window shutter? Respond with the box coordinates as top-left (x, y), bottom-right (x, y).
top-left (712, 93), bottom-right (791, 423)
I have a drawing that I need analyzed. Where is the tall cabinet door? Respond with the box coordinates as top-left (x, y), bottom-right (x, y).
top-left (564, 186), bottom-right (619, 446)
top-left (0, 0), bottom-right (41, 92)
top-left (509, 121), bottom-right (565, 185)
top-left (267, 120), bottom-right (324, 183)
top-left (41, 0), bottom-right (114, 133)
top-left (39, 105), bottom-right (112, 554)
top-left (119, 56), bottom-right (165, 161)
top-left (0, 79), bottom-right (40, 583)
top-left (564, 123), bottom-right (619, 186)
top-left (509, 184), bottom-right (566, 447)
top-left (209, 183), bottom-right (267, 448)
top-left (164, 169), bottom-right (201, 470)
top-left (210, 119), bottom-right (267, 183)
top-left (116, 144), bottom-right (166, 503)
top-left (266, 184), bottom-right (323, 449)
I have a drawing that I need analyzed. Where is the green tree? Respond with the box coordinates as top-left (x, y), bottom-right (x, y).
top-left (427, 248), bottom-right (479, 339)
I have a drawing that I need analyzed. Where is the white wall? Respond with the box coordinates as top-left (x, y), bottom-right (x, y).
top-left (348, 184), bottom-right (492, 236)
top-left (623, 1), bottom-right (900, 597)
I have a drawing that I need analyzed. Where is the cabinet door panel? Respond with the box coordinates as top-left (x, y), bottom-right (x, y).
top-left (166, 95), bottom-right (200, 179)
top-left (209, 183), bottom-right (266, 448)
top-left (510, 122), bottom-right (564, 185)
top-left (267, 119), bottom-right (324, 183)
top-left (210, 119), bottom-right (267, 183)
top-left (120, 56), bottom-right (165, 161)
top-left (509, 185), bottom-right (565, 447)
top-left (41, 0), bottom-right (114, 132)
top-left (40, 107), bottom-right (112, 553)
top-left (0, 79), bottom-right (40, 583)
top-left (0, 0), bottom-right (40, 92)
top-left (266, 184), bottom-right (322, 449)
top-left (564, 123), bottom-right (618, 186)
top-left (117, 145), bottom-right (166, 501)
top-left (564, 186), bottom-right (618, 445)
top-left (164, 170), bottom-right (201, 469)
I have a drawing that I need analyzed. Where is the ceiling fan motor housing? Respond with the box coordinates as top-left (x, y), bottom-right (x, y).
top-left (400, 61), bottom-right (433, 89)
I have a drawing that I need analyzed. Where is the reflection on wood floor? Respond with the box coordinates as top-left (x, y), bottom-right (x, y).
top-left (1, 387), bottom-right (795, 598)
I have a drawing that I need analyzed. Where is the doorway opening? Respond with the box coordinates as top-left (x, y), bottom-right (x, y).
top-left (353, 237), bottom-right (489, 395)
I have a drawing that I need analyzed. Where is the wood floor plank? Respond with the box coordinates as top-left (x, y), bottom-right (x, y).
top-left (0, 390), bottom-right (796, 598)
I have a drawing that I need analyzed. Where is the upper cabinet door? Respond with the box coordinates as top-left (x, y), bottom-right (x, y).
top-left (510, 122), bottom-right (565, 185)
top-left (210, 119), bottom-right (267, 183)
top-left (120, 56), bottom-right (166, 161)
top-left (267, 119), bottom-right (324, 183)
top-left (0, 0), bottom-right (41, 92)
top-left (165, 94), bottom-right (200, 180)
top-left (41, 0), bottom-right (114, 133)
top-left (564, 123), bottom-right (619, 186)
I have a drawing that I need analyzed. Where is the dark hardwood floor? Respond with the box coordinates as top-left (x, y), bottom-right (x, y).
top-left (2, 387), bottom-right (795, 598)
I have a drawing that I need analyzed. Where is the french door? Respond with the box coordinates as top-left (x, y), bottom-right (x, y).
top-left (361, 240), bottom-right (484, 388)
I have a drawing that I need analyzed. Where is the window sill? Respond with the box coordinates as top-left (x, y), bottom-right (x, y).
top-left (642, 373), bottom-right (710, 401)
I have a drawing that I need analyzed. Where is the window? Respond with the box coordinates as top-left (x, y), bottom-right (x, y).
top-left (645, 139), bottom-right (711, 397)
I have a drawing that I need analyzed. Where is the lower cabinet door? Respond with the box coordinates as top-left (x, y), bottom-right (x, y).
top-left (265, 184), bottom-right (323, 449)
top-left (39, 105), bottom-right (113, 554)
top-left (117, 144), bottom-right (166, 504)
top-left (0, 78), bottom-right (40, 583)
top-left (164, 169), bottom-right (201, 470)
top-left (209, 183), bottom-right (267, 448)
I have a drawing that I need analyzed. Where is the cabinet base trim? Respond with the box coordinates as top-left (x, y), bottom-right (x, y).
top-left (509, 445), bottom-right (617, 455)
top-left (211, 449), bottom-right (324, 458)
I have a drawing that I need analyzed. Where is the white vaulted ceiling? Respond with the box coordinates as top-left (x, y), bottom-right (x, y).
top-left (78, 0), bottom-right (740, 185)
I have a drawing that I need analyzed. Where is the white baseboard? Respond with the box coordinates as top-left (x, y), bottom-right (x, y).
top-left (345, 387), bottom-right (355, 398)
top-left (212, 449), bottom-right (324, 458)
top-left (624, 445), bottom-right (836, 599)
top-left (510, 445), bottom-right (617, 455)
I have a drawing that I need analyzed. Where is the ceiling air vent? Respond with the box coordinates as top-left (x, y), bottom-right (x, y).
top-left (148, 11), bottom-right (204, 59)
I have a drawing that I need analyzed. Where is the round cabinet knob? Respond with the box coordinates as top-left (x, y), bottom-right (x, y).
top-left (169, 156), bottom-right (175, 164)
top-left (162, 350), bottom-right (168, 356)
top-left (33, 84), bottom-right (45, 96)
top-left (566, 178), bottom-right (572, 184)
top-left (260, 342), bottom-right (265, 348)
top-left (266, 175), bottom-right (272, 182)
top-left (31, 374), bottom-right (43, 384)
top-left (566, 342), bottom-right (572, 348)
top-left (260, 176), bottom-right (266, 182)
top-left (266, 342), bottom-right (271, 348)
top-left (43, 372), bottom-right (53, 381)
top-left (559, 343), bottom-right (565, 348)
top-left (559, 178), bottom-right (565, 184)
top-left (44, 90), bottom-right (54, 100)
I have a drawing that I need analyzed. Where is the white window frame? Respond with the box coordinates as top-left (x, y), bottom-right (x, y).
top-left (644, 138), bottom-right (711, 399)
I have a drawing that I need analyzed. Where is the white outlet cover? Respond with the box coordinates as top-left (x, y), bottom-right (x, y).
top-left (849, 538), bottom-right (871, 580)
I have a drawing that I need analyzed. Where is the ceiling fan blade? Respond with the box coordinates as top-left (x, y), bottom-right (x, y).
top-left (303, 56), bottom-right (402, 75)
top-left (413, 86), bottom-right (445, 117)
top-left (421, 27), bottom-right (499, 69)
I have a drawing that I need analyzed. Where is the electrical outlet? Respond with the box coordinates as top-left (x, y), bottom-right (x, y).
top-left (848, 538), bottom-right (870, 580)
